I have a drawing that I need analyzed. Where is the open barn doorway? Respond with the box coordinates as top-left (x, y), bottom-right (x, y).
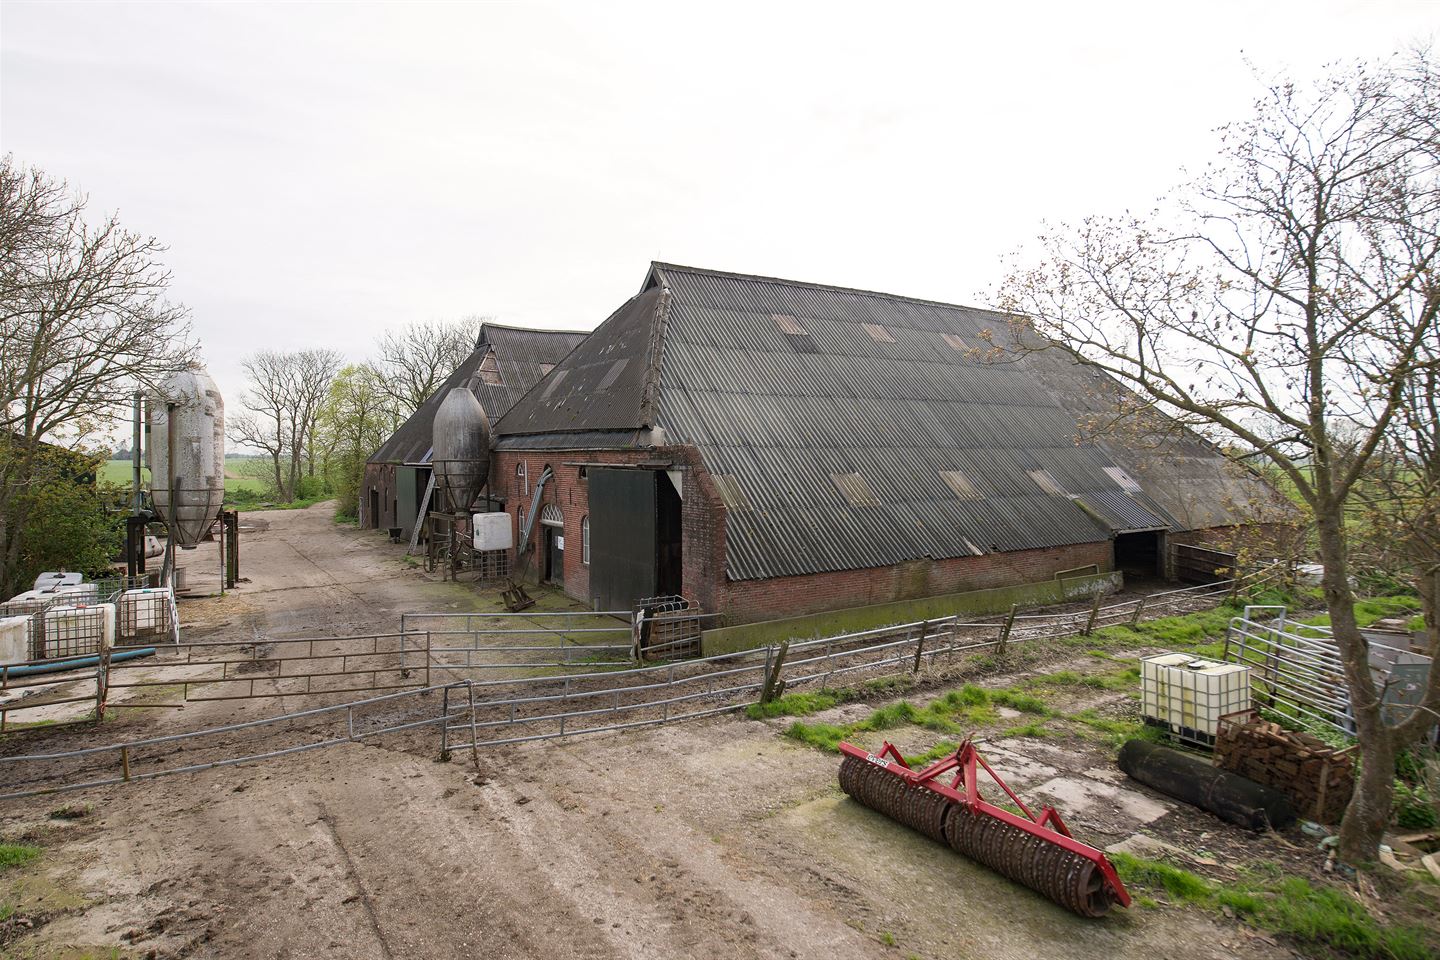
top-left (1114, 530), bottom-right (1164, 581)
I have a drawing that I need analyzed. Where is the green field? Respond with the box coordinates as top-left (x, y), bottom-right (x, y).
top-left (99, 457), bottom-right (268, 494)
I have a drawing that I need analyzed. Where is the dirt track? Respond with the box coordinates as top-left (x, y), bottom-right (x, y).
top-left (0, 504), bottom-right (1295, 960)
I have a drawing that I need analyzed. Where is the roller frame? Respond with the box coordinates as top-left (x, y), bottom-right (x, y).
top-left (838, 739), bottom-right (1131, 909)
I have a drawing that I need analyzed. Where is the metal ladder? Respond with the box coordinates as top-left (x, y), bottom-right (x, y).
top-left (407, 473), bottom-right (437, 554)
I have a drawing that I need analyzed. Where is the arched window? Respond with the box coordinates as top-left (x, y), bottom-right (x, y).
top-left (515, 461), bottom-right (528, 496)
top-left (581, 515), bottom-right (590, 564)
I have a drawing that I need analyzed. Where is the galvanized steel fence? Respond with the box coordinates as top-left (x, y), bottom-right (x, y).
top-left (0, 567), bottom-right (1282, 800)
top-left (1223, 607), bottom-right (1433, 736)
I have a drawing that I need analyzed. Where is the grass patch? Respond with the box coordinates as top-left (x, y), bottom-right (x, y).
top-left (1302, 595), bottom-right (1422, 630)
top-left (0, 843), bottom-right (40, 870)
top-left (780, 683), bottom-right (1036, 752)
top-left (1069, 708), bottom-right (1167, 747)
top-left (989, 689), bottom-right (1053, 715)
top-left (1001, 720), bottom-right (1053, 738)
top-left (747, 691), bottom-right (844, 720)
top-left (1027, 664), bottom-right (1140, 693)
top-left (1110, 852), bottom-right (1434, 960)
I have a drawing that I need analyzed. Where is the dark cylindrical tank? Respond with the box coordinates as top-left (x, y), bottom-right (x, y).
top-left (431, 383), bottom-right (490, 514)
top-left (146, 367), bottom-right (225, 548)
top-left (1118, 739), bottom-right (1294, 831)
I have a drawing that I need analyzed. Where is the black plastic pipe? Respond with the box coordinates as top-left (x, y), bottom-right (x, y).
top-left (1118, 739), bottom-right (1294, 831)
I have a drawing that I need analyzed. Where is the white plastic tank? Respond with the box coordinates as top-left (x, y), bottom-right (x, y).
top-left (1141, 653), bottom-right (1251, 744)
top-left (118, 588), bottom-right (174, 640)
top-left (473, 512), bottom-right (513, 551)
top-left (432, 380), bottom-right (491, 514)
top-left (33, 572), bottom-right (83, 592)
top-left (41, 603), bottom-right (116, 658)
top-left (147, 366), bottom-right (225, 547)
top-left (0, 615), bottom-right (30, 664)
top-left (49, 583), bottom-right (98, 604)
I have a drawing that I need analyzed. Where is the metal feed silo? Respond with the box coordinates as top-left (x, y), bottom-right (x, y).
top-left (431, 380), bottom-right (490, 514)
top-left (147, 366), bottom-right (225, 548)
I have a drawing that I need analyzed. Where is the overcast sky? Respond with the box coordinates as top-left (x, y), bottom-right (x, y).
top-left (2, 1), bottom-right (1436, 438)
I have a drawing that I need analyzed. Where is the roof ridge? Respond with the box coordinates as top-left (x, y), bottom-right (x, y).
top-left (480, 320), bottom-right (591, 336)
top-left (649, 261), bottom-right (1006, 317)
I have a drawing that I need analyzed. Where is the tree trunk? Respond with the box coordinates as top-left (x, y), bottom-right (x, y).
top-left (1316, 510), bottom-right (1392, 863)
top-left (1341, 723), bottom-right (1397, 864)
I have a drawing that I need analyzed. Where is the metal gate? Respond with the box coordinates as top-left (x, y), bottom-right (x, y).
top-left (1172, 544), bottom-right (1237, 584)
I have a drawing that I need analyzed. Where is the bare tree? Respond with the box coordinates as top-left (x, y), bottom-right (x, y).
top-left (1351, 344), bottom-right (1440, 643)
top-left (373, 316), bottom-right (486, 415)
top-left (229, 349), bottom-right (342, 502)
top-left (997, 52), bottom-right (1440, 864)
top-left (0, 156), bottom-right (193, 595)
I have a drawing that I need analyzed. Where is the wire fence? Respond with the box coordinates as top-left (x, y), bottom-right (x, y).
top-left (0, 565), bottom-right (1283, 800)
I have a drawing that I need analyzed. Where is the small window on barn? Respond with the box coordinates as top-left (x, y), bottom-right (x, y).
top-left (539, 362), bottom-right (556, 376)
top-left (772, 313), bottom-right (807, 336)
top-left (711, 474), bottom-right (750, 511)
top-left (478, 349), bottom-right (503, 386)
top-left (862, 323), bottom-right (896, 343)
top-left (941, 333), bottom-right (969, 352)
top-left (516, 461), bottom-right (529, 496)
top-left (939, 470), bottom-right (981, 500)
top-left (1027, 468), bottom-right (1066, 496)
top-left (581, 515), bottom-right (590, 563)
top-left (597, 358), bottom-right (628, 391)
top-left (832, 472), bottom-right (881, 507)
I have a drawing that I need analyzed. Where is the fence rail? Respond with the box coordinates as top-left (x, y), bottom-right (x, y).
top-left (106, 631), bottom-right (432, 702)
top-left (0, 566), bottom-right (1282, 799)
top-left (1223, 608), bottom-right (1433, 736)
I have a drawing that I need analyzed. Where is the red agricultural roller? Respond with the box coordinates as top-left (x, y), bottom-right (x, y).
top-left (838, 739), bottom-right (1131, 917)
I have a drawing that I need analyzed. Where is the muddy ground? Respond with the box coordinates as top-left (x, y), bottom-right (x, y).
top-left (0, 504), bottom-right (1400, 959)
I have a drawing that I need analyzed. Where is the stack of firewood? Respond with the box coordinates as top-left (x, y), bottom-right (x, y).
top-left (1215, 712), bottom-right (1355, 824)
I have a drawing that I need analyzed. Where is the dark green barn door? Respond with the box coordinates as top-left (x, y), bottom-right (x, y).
top-left (589, 468), bottom-right (657, 610)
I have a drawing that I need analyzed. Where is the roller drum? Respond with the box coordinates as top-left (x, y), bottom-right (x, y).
top-left (838, 755), bottom-right (947, 842)
top-left (943, 807), bottom-right (1113, 917)
top-left (839, 754), bottom-right (1116, 917)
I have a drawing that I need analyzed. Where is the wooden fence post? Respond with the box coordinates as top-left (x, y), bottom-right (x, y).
top-left (438, 684), bottom-right (451, 761)
top-left (912, 620), bottom-right (929, 674)
top-left (997, 605), bottom-right (1017, 659)
top-left (761, 640), bottom-right (791, 705)
top-left (1130, 596), bottom-right (1148, 627)
top-left (1083, 590), bottom-right (1105, 636)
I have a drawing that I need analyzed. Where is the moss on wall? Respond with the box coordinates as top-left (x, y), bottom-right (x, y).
top-left (701, 571), bottom-right (1122, 655)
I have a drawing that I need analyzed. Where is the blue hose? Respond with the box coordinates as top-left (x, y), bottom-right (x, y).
top-left (2, 647), bottom-right (156, 677)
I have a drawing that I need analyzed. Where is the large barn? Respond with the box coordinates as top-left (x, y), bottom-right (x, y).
top-left (485, 263), bottom-right (1291, 624)
top-left (362, 322), bottom-right (586, 537)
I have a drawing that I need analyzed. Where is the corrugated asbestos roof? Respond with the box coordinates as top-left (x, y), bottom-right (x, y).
top-left (493, 288), bottom-right (665, 437)
top-left (496, 262), bottom-right (1291, 582)
top-left (369, 323), bottom-right (588, 465)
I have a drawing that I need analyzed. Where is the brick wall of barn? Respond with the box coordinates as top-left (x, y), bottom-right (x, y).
top-left (490, 445), bottom-right (1116, 622)
top-left (716, 541), bottom-right (1114, 624)
top-left (361, 462), bottom-right (397, 531)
